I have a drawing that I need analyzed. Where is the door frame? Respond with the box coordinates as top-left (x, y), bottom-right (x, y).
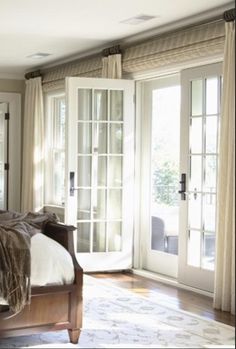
top-left (134, 74), bottom-right (180, 278)
top-left (0, 102), bottom-right (8, 209)
top-left (0, 93), bottom-right (21, 212)
top-left (134, 61), bottom-right (222, 292)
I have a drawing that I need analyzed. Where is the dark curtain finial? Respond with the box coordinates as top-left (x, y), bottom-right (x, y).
top-left (24, 70), bottom-right (42, 80)
top-left (223, 8), bottom-right (235, 22)
top-left (102, 45), bottom-right (121, 57)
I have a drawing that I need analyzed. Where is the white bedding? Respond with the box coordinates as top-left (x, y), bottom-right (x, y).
top-left (0, 233), bottom-right (75, 305)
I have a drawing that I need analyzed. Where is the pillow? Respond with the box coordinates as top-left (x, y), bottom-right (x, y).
top-left (31, 233), bottom-right (74, 286)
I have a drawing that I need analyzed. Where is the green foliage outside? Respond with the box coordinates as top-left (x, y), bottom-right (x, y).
top-left (153, 161), bottom-right (179, 206)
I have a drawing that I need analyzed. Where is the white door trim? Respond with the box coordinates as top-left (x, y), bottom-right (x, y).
top-left (0, 93), bottom-right (21, 212)
top-left (136, 74), bottom-right (180, 278)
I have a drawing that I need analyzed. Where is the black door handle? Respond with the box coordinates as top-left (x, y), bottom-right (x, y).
top-left (70, 172), bottom-right (81, 196)
top-left (178, 173), bottom-right (186, 200)
top-left (70, 172), bottom-right (75, 196)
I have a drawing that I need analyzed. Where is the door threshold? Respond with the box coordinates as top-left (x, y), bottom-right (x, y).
top-left (131, 269), bottom-right (213, 298)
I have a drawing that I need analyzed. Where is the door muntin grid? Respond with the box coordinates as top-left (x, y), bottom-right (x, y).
top-left (76, 88), bottom-right (124, 253)
top-left (187, 76), bottom-right (221, 271)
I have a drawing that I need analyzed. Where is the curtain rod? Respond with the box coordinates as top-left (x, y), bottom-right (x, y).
top-left (223, 8), bottom-right (235, 22)
top-left (102, 45), bottom-right (121, 57)
top-left (24, 70), bottom-right (42, 80)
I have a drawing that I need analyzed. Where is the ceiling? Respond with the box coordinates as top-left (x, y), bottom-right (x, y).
top-left (0, 0), bottom-right (233, 78)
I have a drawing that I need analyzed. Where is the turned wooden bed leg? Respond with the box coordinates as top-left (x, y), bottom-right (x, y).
top-left (68, 329), bottom-right (81, 344)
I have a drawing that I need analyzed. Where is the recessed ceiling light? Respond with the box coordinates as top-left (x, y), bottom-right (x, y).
top-left (120, 14), bottom-right (157, 25)
top-left (27, 52), bottom-right (52, 59)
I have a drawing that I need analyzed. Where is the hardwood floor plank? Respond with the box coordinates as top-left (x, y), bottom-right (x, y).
top-left (89, 271), bottom-right (235, 327)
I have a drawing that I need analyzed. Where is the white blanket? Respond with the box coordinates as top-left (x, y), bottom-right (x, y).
top-left (0, 233), bottom-right (74, 305)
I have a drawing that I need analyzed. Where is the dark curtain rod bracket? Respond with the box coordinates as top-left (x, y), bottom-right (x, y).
top-left (102, 45), bottom-right (121, 57)
top-left (223, 8), bottom-right (235, 22)
top-left (24, 70), bottom-right (42, 80)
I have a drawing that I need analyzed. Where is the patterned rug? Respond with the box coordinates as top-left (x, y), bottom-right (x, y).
top-left (0, 275), bottom-right (235, 348)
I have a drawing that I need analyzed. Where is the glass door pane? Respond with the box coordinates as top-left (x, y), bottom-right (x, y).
top-left (77, 222), bottom-right (90, 252)
top-left (110, 90), bottom-right (123, 121)
top-left (78, 89), bottom-right (92, 121)
top-left (151, 85), bottom-right (180, 255)
top-left (191, 80), bottom-right (203, 116)
top-left (140, 75), bottom-right (180, 279)
top-left (110, 124), bottom-right (123, 153)
top-left (94, 90), bottom-right (107, 121)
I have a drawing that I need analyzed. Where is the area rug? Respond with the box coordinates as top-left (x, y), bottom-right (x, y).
top-left (0, 275), bottom-right (235, 348)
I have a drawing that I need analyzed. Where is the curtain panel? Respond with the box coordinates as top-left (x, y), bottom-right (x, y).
top-left (21, 77), bottom-right (44, 212)
top-left (102, 54), bottom-right (122, 79)
top-left (41, 19), bottom-right (225, 91)
top-left (213, 21), bottom-right (235, 315)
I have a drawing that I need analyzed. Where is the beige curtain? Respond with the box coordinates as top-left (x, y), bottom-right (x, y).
top-left (101, 54), bottom-right (122, 79)
top-left (21, 77), bottom-right (44, 212)
top-left (213, 21), bottom-right (235, 315)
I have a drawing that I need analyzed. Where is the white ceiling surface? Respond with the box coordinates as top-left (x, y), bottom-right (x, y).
top-left (0, 0), bottom-right (233, 78)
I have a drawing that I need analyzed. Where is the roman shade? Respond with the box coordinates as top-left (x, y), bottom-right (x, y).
top-left (41, 18), bottom-right (225, 91)
top-left (42, 56), bottom-right (102, 92)
top-left (122, 20), bottom-right (225, 73)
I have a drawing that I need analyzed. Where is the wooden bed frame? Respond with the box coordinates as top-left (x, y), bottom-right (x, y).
top-left (0, 222), bottom-right (83, 344)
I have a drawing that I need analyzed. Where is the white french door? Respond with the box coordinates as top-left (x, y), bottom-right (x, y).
top-left (139, 75), bottom-right (181, 278)
top-left (179, 63), bottom-right (222, 292)
top-left (65, 77), bottom-right (134, 272)
top-left (139, 62), bottom-right (222, 292)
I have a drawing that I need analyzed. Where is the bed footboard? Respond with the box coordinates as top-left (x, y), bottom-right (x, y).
top-left (0, 222), bottom-right (83, 344)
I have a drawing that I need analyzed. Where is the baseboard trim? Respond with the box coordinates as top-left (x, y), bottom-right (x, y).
top-left (131, 269), bottom-right (213, 298)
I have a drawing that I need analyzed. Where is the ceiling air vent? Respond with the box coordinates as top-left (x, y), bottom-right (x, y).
top-left (27, 52), bottom-right (52, 59)
top-left (120, 14), bottom-right (157, 25)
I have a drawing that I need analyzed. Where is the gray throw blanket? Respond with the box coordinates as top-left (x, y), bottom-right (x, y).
top-left (0, 210), bottom-right (58, 314)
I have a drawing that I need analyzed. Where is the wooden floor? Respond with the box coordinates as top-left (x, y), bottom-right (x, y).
top-left (90, 271), bottom-right (235, 327)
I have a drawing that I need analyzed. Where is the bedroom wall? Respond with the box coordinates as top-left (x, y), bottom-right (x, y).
top-left (0, 78), bottom-right (25, 93)
top-left (0, 78), bottom-right (25, 121)
top-left (0, 78), bottom-right (25, 109)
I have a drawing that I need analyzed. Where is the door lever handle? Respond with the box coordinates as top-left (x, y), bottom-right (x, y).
top-left (70, 172), bottom-right (77, 196)
top-left (178, 173), bottom-right (186, 200)
top-left (70, 172), bottom-right (81, 196)
top-left (70, 172), bottom-right (74, 196)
